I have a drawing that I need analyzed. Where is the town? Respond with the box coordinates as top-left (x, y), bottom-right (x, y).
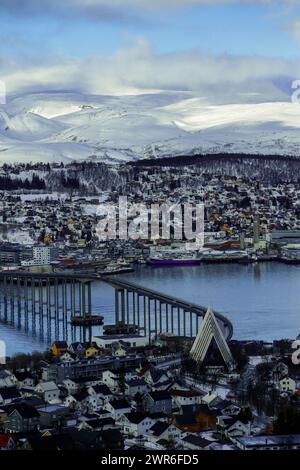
top-left (0, 160), bottom-right (300, 451)
top-left (1, 160), bottom-right (300, 272)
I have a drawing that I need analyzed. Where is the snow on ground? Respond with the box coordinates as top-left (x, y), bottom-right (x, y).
top-left (20, 192), bottom-right (68, 201)
top-left (1, 90), bottom-right (300, 164)
top-left (0, 229), bottom-right (34, 245)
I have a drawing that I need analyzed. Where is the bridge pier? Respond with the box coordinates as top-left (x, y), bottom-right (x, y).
top-left (0, 274), bottom-right (96, 345)
top-left (0, 272), bottom-right (233, 348)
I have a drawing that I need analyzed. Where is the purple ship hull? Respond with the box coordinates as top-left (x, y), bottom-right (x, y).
top-left (147, 258), bottom-right (201, 266)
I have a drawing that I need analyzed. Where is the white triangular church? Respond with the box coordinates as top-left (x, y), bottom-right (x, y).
top-left (190, 308), bottom-right (234, 369)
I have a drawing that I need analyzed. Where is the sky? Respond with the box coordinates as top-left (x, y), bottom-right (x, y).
top-left (2, 0), bottom-right (300, 101)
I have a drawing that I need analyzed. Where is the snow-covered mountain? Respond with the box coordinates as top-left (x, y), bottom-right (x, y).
top-left (1, 91), bottom-right (300, 164)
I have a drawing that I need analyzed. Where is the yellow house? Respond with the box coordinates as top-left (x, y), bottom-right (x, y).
top-left (85, 346), bottom-right (100, 358)
top-left (51, 341), bottom-right (68, 356)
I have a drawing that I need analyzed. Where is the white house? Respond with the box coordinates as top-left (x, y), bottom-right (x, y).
top-left (62, 379), bottom-right (78, 394)
top-left (170, 390), bottom-right (203, 408)
top-left (87, 384), bottom-right (114, 406)
top-left (278, 377), bottom-right (296, 393)
top-left (218, 416), bottom-right (251, 437)
top-left (148, 421), bottom-right (181, 443)
top-left (35, 381), bottom-right (60, 403)
top-left (125, 378), bottom-right (149, 397)
top-left (105, 399), bottom-right (131, 421)
top-left (101, 370), bottom-right (120, 392)
top-left (120, 413), bottom-right (155, 437)
top-left (59, 352), bottom-right (75, 364)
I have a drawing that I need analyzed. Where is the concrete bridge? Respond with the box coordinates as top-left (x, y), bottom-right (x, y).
top-left (0, 271), bottom-right (233, 343)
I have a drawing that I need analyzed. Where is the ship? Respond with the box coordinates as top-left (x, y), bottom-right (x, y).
top-left (71, 315), bottom-right (104, 326)
top-left (147, 249), bottom-right (201, 267)
top-left (200, 249), bottom-right (250, 263)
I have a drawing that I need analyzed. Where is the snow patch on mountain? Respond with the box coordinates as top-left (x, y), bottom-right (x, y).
top-left (1, 91), bottom-right (300, 164)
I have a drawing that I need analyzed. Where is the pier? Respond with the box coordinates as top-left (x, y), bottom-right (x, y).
top-left (0, 271), bottom-right (233, 343)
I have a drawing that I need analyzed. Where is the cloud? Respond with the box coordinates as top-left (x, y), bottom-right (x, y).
top-left (289, 18), bottom-right (300, 41)
top-left (1, 39), bottom-right (298, 104)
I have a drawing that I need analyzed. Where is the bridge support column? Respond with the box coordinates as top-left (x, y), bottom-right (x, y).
top-left (126, 290), bottom-right (130, 331)
top-left (183, 310), bottom-right (187, 337)
top-left (159, 302), bottom-right (162, 334)
top-left (87, 281), bottom-right (92, 343)
top-left (81, 281), bottom-right (86, 342)
top-left (70, 280), bottom-right (74, 317)
top-left (115, 289), bottom-right (119, 325)
top-left (148, 297), bottom-right (151, 343)
top-left (132, 291), bottom-right (136, 327)
top-left (54, 279), bottom-right (59, 338)
top-left (24, 278), bottom-right (29, 331)
top-left (9, 276), bottom-right (14, 324)
top-left (165, 304), bottom-right (169, 333)
top-left (121, 289), bottom-right (125, 324)
top-left (154, 300), bottom-right (158, 339)
top-left (143, 295), bottom-right (146, 335)
top-left (3, 277), bottom-right (7, 323)
top-left (137, 294), bottom-right (140, 331)
top-left (46, 278), bottom-right (51, 338)
top-left (31, 278), bottom-right (36, 334)
top-left (17, 278), bottom-right (21, 327)
top-left (62, 280), bottom-right (67, 340)
top-left (38, 279), bottom-right (44, 337)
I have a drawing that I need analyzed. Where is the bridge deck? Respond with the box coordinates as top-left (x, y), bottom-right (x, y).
top-left (0, 271), bottom-right (233, 340)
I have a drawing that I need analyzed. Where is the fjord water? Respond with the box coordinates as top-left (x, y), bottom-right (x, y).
top-left (1, 262), bottom-right (300, 356)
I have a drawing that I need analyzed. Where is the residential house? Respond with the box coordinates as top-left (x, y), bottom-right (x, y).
top-left (125, 378), bottom-right (148, 397)
top-left (0, 433), bottom-right (15, 450)
top-left (85, 345), bottom-right (101, 359)
top-left (59, 352), bottom-right (75, 364)
top-left (71, 390), bottom-right (98, 413)
top-left (105, 399), bottom-right (131, 421)
top-left (182, 434), bottom-right (213, 450)
top-left (120, 412), bottom-right (155, 437)
top-left (278, 377), bottom-right (296, 393)
top-left (35, 381), bottom-right (60, 403)
top-left (0, 371), bottom-right (15, 389)
top-left (218, 416), bottom-right (251, 437)
top-left (61, 378), bottom-right (78, 395)
top-left (175, 404), bottom-right (219, 432)
top-left (87, 384), bottom-right (114, 406)
top-left (38, 404), bottom-right (70, 427)
top-left (51, 341), bottom-right (68, 357)
top-left (148, 420), bottom-right (181, 443)
top-left (0, 386), bottom-right (21, 405)
top-left (4, 404), bottom-right (40, 433)
top-left (170, 390), bottom-right (203, 408)
top-left (102, 370), bottom-right (120, 392)
top-left (143, 391), bottom-right (172, 414)
top-left (69, 342), bottom-right (86, 356)
top-left (14, 372), bottom-right (35, 389)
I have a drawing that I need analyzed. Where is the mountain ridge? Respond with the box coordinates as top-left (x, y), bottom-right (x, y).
top-left (1, 91), bottom-right (300, 164)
